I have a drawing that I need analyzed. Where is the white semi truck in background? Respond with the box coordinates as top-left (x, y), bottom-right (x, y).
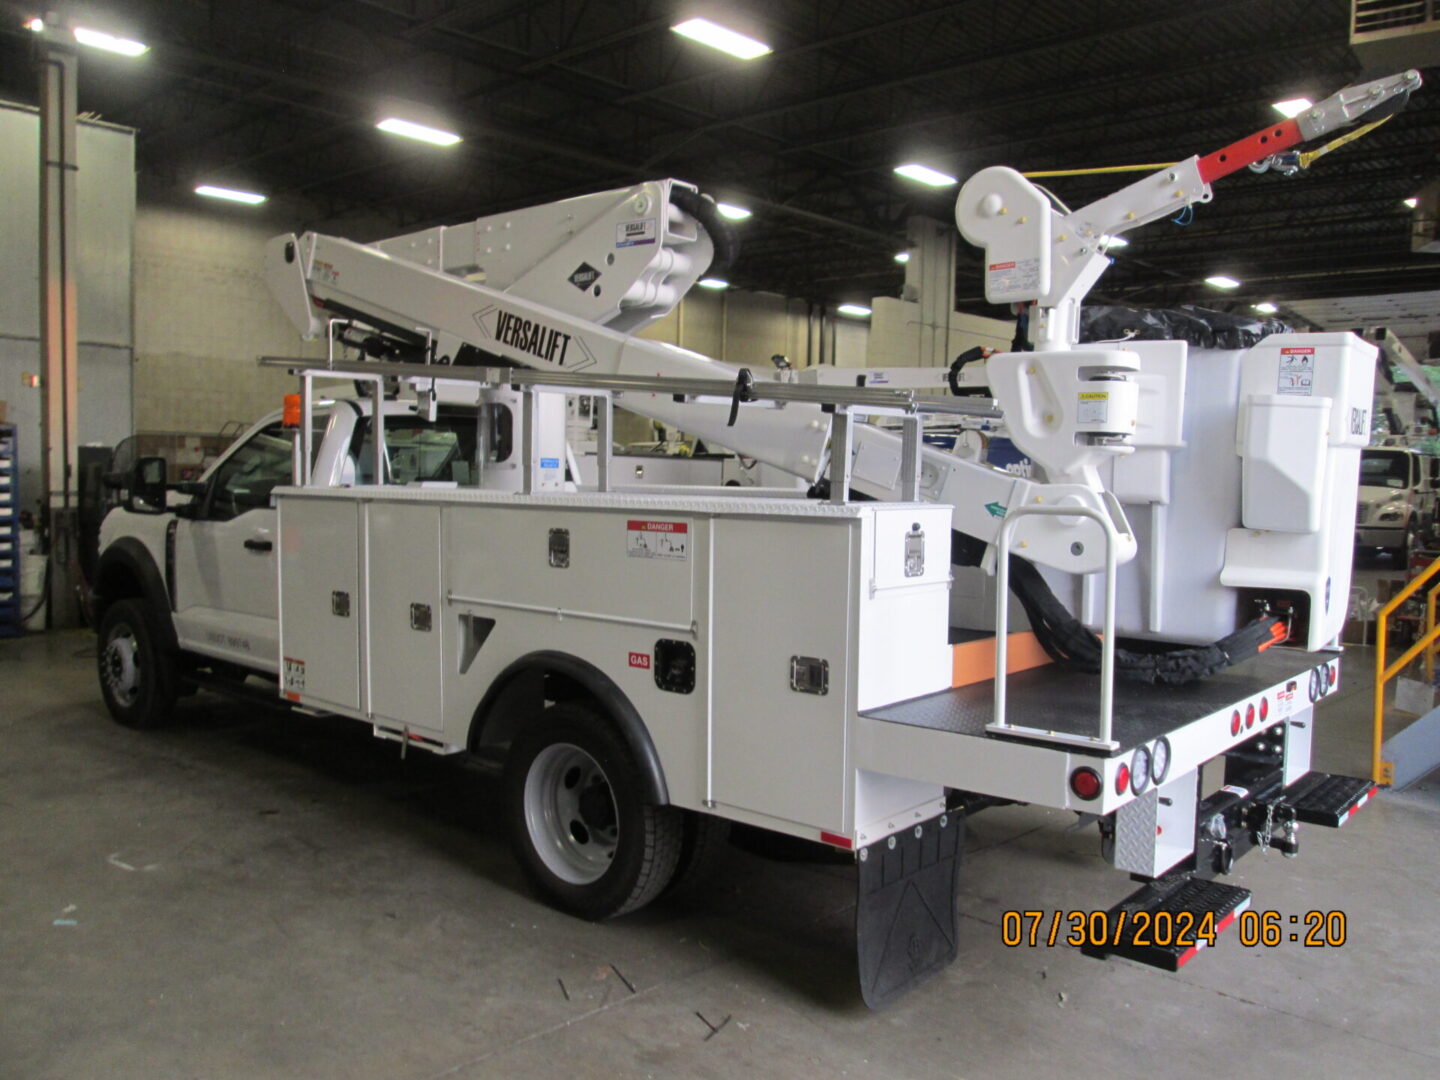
top-left (91, 72), bottom-right (1415, 1006)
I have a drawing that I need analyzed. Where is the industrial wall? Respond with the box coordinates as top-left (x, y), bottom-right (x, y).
top-left (133, 202), bottom-right (328, 435)
top-left (0, 102), bottom-right (134, 515)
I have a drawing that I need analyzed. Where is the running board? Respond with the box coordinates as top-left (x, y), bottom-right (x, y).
top-left (1081, 877), bottom-right (1251, 972)
top-left (1285, 772), bottom-right (1377, 827)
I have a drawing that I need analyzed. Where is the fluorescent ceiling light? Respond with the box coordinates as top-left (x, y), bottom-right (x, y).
top-left (25, 17), bottom-right (43, 32)
top-left (73, 26), bottom-right (149, 56)
top-left (697, 277), bottom-right (729, 289)
top-left (1253, 302), bottom-right (1279, 314)
top-left (376, 118), bottom-right (461, 146)
top-left (894, 251), bottom-right (911, 263)
top-left (671, 17), bottom-right (771, 60)
top-left (894, 163), bottom-right (957, 187)
top-left (716, 202), bottom-right (752, 221)
top-left (837, 303), bottom-right (872, 317)
top-left (1405, 197), bottom-right (1419, 209)
top-left (1101, 234), bottom-right (1129, 248)
top-left (1205, 275), bottom-right (1241, 289)
top-left (195, 185), bottom-right (267, 205)
top-left (1271, 97), bottom-right (1313, 119)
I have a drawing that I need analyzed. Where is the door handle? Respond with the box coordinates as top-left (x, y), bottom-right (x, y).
top-left (244, 538), bottom-right (273, 552)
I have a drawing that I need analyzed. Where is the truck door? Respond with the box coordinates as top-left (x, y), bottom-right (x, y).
top-left (173, 420), bottom-right (294, 670)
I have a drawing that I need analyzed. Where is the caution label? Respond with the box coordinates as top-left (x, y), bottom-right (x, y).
top-left (1278, 347), bottom-right (1315, 396)
top-left (626, 519), bottom-right (689, 560)
top-left (282, 656), bottom-right (305, 700)
top-left (1077, 390), bottom-right (1110, 424)
top-left (986, 256), bottom-right (1041, 296)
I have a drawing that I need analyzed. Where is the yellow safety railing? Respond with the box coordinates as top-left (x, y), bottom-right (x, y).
top-left (1372, 552), bottom-right (1440, 784)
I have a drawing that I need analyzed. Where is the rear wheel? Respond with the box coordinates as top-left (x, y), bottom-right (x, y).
top-left (505, 703), bottom-right (681, 919)
top-left (97, 598), bottom-right (178, 728)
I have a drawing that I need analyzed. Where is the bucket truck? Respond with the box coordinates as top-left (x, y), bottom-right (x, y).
top-left (91, 71), bottom-right (1416, 1006)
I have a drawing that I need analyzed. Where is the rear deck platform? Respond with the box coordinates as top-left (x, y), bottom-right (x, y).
top-left (862, 646), bottom-right (1332, 757)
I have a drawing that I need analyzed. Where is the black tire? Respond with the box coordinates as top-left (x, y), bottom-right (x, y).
top-left (504, 703), bottom-right (681, 920)
top-left (664, 811), bottom-right (732, 897)
top-left (97, 597), bottom-right (179, 729)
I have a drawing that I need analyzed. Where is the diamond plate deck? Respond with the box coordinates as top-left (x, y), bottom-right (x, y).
top-left (862, 647), bottom-right (1330, 757)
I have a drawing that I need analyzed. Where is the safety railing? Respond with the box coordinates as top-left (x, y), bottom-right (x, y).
top-left (1372, 551), bottom-right (1440, 785)
top-left (990, 503), bottom-right (1121, 751)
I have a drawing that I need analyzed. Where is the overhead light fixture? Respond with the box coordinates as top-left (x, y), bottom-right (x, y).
top-left (376, 117), bottom-right (462, 146)
top-left (1253, 301), bottom-right (1279, 314)
top-left (837, 303), bottom-right (872, 317)
top-left (715, 202), bottom-right (752, 221)
top-left (894, 163), bottom-right (957, 187)
top-left (1405, 197), bottom-right (1419, 209)
top-left (25, 17), bottom-right (43, 32)
top-left (894, 251), bottom-right (911, 264)
top-left (1102, 234), bottom-right (1129, 248)
top-left (697, 277), bottom-right (729, 290)
top-left (671, 17), bottom-right (771, 60)
top-left (195, 185), bottom-right (267, 205)
top-left (1205, 275), bottom-right (1241, 289)
top-left (1271, 97), bottom-right (1313, 119)
top-left (73, 26), bottom-right (149, 56)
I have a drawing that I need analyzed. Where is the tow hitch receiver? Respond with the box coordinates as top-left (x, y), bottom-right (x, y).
top-left (1081, 877), bottom-right (1251, 972)
top-left (1285, 772), bottom-right (1377, 828)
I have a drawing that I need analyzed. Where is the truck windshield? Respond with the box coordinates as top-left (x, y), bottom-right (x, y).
top-left (1360, 450), bottom-right (1411, 489)
top-left (352, 407), bottom-right (479, 485)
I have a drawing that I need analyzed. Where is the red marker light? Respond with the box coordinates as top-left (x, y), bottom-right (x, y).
top-left (1231, 710), bottom-right (1242, 736)
top-left (1245, 703), bottom-right (1256, 729)
top-left (1327, 665), bottom-right (1337, 686)
top-left (1070, 767), bottom-right (1102, 801)
top-left (1115, 763), bottom-right (1131, 796)
top-left (1260, 697), bottom-right (1270, 722)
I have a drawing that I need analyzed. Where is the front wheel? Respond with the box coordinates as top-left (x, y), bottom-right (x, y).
top-left (97, 598), bottom-right (179, 728)
top-left (504, 703), bottom-right (681, 920)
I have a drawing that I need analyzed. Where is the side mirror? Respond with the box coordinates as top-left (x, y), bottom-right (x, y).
top-left (129, 456), bottom-right (169, 514)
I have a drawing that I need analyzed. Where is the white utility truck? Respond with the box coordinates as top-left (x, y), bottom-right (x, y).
top-left (94, 72), bottom-right (1415, 1006)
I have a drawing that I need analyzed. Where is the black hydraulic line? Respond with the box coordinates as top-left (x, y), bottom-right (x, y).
top-left (669, 187), bottom-right (740, 276)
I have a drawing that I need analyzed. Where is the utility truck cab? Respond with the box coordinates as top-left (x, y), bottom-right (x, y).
top-left (1355, 445), bottom-right (1438, 559)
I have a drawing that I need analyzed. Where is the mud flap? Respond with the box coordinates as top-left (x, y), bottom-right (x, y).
top-left (855, 810), bottom-right (964, 1009)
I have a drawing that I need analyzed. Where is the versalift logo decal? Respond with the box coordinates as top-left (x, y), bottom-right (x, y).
top-left (493, 309), bottom-right (572, 364)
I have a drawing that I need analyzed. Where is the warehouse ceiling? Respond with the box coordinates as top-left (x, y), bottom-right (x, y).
top-left (3, 0), bottom-right (1440, 321)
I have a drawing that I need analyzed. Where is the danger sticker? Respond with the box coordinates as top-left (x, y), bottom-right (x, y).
top-left (627, 519), bottom-right (689, 560)
top-left (1277, 348), bottom-right (1315, 396)
top-left (628, 651), bottom-right (651, 670)
top-left (616, 218), bottom-right (657, 248)
top-left (1077, 390), bottom-right (1110, 424)
top-left (986, 256), bottom-right (1041, 295)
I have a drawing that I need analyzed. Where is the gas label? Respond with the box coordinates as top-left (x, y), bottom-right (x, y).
top-left (628, 651), bottom-right (651, 669)
top-left (626, 519), bottom-right (689, 560)
top-left (616, 218), bottom-right (657, 248)
top-left (1277, 347), bottom-right (1315, 396)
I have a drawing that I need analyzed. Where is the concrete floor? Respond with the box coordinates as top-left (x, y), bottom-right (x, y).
top-left (2, 631), bottom-right (1438, 1080)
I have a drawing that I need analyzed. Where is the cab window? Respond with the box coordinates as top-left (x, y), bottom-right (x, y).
top-left (206, 422), bottom-right (293, 520)
top-left (351, 408), bottom-right (479, 485)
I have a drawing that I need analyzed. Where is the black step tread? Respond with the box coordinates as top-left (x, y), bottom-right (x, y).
top-left (1285, 772), bottom-right (1377, 828)
top-left (1081, 877), bottom-right (1251, 972)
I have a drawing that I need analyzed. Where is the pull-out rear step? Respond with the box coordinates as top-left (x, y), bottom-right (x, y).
top-left (1285, 772), bottom-right (1377, 828)
top-left (1081, 877), bottom-right (1251, 972)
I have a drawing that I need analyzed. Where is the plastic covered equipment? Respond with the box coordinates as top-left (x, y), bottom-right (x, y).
top-left (1080, 304), bottom-right (1291, 350)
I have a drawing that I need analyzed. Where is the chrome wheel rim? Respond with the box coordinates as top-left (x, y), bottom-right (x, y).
top-left (102, 622), bottom-right (142, 708)
top-left (523, 742), bottom-right (619, 885)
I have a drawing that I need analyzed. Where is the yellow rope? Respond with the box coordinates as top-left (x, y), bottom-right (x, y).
top-left (1023, 114), bottom-right (1392, 180)
top-left (1297, 115), bottom-right (1391, 168)
top-left (1022, 162), bottom-right (1177, 178)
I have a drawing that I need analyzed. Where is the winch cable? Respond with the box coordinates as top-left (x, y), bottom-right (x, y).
top-left (954, 532), bottom-right (1286, 686)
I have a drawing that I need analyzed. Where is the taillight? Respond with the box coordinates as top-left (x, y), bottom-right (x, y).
top-left (1115, 763), bottom-right (1131, 796)
top-left (1260, 697), bottom-right (1270, 722)
top-left (1070, 767), bottom-right (1102, 801)
top-left (1245, 703), bottom-right (1256, 729)
top-left (1231, 710), bottom-right (1241, 736)
top-left (1327, 665), bottom-right (1337, 686)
